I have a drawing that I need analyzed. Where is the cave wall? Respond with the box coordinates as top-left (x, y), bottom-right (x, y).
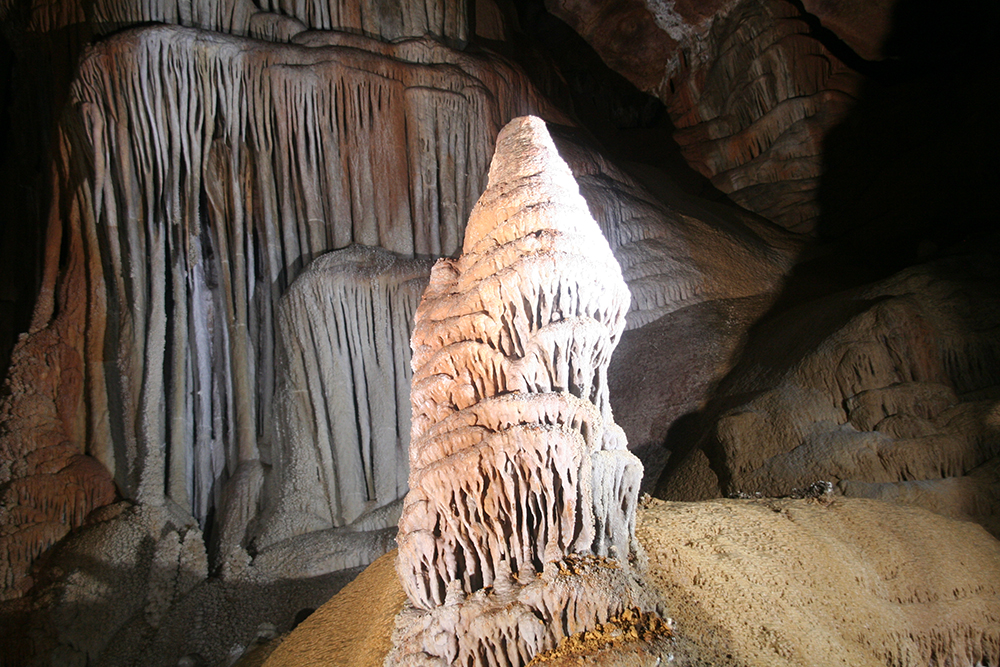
top-left (0, 11), bottom-right (566, 598)
top-left (546, 0), bottom-right (861, 233)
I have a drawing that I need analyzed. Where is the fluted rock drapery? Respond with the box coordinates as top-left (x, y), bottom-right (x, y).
top-left (0, 22), bottom-right (566, 598)
top-left (26, 0), bottom-right (469, 45)
top-left (256, 246), bottom-right (433, 549)
top-left (67, 25), bottom-right (562, 519)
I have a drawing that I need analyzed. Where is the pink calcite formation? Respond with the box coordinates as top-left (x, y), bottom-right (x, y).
top-left (396, 115), bottom-right (643, 611)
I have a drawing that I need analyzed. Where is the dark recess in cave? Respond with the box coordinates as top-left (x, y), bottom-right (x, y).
top-left (655, 0), bottom-right (1000, 497)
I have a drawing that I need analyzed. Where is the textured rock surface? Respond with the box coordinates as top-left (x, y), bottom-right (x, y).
top-left (255, 246), bottom-right (432, 551)
top-left (609, 294), bottom-right (775, 492)
top-left (553, 131), bottom-right (797, 330)
top-left (388, 554), bottom-right (659, 666)
top-left (547, 0), bottom-right (860, 233)
top-left (524, 607), bottom-right (675, 666)
top-left (0, 9), bottom-right (799, 602)
top-left (0, 501), bottom-right (207, 665)
top-left (0, 185), bottom-right (117, 601)
top-left (2, 0), bottom-right (996, 663)
top-left (391, 115), bottom-right (651, 665)
top-left (0, 500), bottom-right (370, 666)
top-left (0, 20), bottom-right (566, 599)
top-left (69, 23), bottom-right (559, 510)
top-left (261, 550), bottom-right (405, 667)
top-left (16, 0), bottom-right (469, 44)
top-left (638, 497), bottom-right (1000, 666)
top-left (397, 115), bottom-right (641, 610)
top-left (659, 247), bottom-right (1000, 536)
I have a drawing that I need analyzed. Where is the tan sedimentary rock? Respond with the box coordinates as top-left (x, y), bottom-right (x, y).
top-left (263, 496), bottom-right (1000, 667)
top-left (547, 0), bottom-right (861, 233)
top-left (638, 497), bottom-right (1000, 667)
top-left (261, 551), bottom-right (405, 667)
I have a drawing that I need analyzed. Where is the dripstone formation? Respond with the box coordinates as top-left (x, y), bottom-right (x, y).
top-left (392, 116), bottom-right (650, 665)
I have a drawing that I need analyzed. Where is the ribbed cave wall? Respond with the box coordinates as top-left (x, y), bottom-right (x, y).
top-left (23, 0), bottom-right (468, 43)
top-left (0, 0), bottom-right (803, 601)
top-left (0, 13), bottom-right (578, 599)
top-left (63, 25), bottom-right (560, 518)
top-left (0, 1), bottom-right (998, 664)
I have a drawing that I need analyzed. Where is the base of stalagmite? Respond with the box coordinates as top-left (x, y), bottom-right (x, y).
top-left (261, 497), bottom-right (1000, 667)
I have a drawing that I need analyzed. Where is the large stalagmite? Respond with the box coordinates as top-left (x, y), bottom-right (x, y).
top-left (399, 115), bottom-right (642, 607)
top-left (391, 116), bottom-right (649, 665)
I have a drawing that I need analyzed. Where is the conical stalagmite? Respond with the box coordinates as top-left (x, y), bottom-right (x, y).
top-left (397, 115), bottom-right (643, 613)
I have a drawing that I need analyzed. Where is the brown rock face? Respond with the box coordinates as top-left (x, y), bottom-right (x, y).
top-left (800, 0), bottom-right (897, 61)
top-left (547, 0), bottom-right (861, 233)
top-left (0, 190), bottom-right (116, 600)
top-left (265, 496), bottom-right (1000, 667)
top-left (398, 115), bottom-right (642, 610)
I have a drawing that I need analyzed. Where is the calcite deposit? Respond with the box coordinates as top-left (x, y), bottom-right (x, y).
top-left (392, 115), bottom-right (648, 664)
top-left (1, 0), bottom-right (997, 664)
top-left (398, 115), bottom-right (641, 607)
top-left (0, 21), bottom-right (565, 599)
top-left (256, 246), bottom-right (433, 550)
top-left (0, 8), bottom-right (797, 606)
top-left (659, 247), bottom-right (1000, 536)
top-left (22, 0), bottom-right (470, 44)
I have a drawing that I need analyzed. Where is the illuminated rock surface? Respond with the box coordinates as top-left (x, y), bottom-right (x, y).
top-left (0, 0), bottom-right (997, 664)
top-left (0, 22), bottom-right (564, 600)
top-left (391, 115), bottom-right (653, 665)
